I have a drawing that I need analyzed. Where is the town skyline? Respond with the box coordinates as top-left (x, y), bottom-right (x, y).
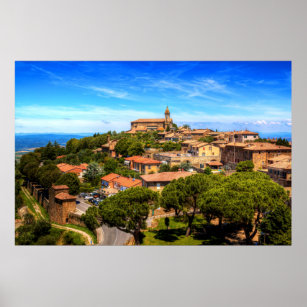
top-left (15, 61), bottom-right (291, 134)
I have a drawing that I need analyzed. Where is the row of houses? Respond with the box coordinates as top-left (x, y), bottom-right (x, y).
top-left (56, 163), bottom-right (88, 180)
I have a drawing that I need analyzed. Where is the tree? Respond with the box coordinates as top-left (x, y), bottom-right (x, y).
top-left (236, 160), bottom-right (254, 172)
top-left (66, 138), bottom-right (80, 154)
top-left (82, 206), bottom-right (100, 231)
top-left (158, 164), bottom-right (171, 173)
top-left (99, 187), bottom-right (158, 244)
top-left (204, 166), bottom-right (212, 175)
top-left (127, 142), bottom-right (144, 156)
top-left (260, 203), bottom-right (291, 245)
top-left (55, 173), bottom-right (81, 195)
top-left (23, 161), bottom-right (40, 182)
top-left (170, 165), bottom-right (179, 172)
top-left (41, 141), bottom-right (57, 161)
top-left (164, 217), bottom-right (170, 230)
top-left (83, 162), bottom-right (102, 183)
top-left (104, 159), bottom-right (118, 174)
top-left (222, 172), bottom-right (288, 243)
top-left (115, 138), bottom-right (133, 157)
top-left (160, 174), bottom-right (213, 236)
top-left (20, 152), bottom-right (40, 173)
top-left (37, 164), bottom-right (62, 189)
top-left (183, 124), bottom-right (190, 129)
top-left (178, 161), bottom-right (191, 171)
top-left (276, 138), bottom-right (290, 147)
top-left (199, 136), bottom-right (214, 143)
top-left (24, 213), bottom-right (35, 225)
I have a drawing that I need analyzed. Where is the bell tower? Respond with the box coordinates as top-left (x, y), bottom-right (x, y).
top-left (165, 106), bottom-right (170, 124)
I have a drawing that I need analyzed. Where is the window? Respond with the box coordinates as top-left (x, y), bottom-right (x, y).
top-left (254, 136), bottom-right (256, 138)
top-left (148, 165), bottom-right (151, 169)
top-left (157, 183), bottom-right (160, 190)
top-left (244, 135), bottom-right (247, 138)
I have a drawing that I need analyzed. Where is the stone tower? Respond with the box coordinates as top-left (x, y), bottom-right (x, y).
top-left (165, 106), bottom-right (171, 128)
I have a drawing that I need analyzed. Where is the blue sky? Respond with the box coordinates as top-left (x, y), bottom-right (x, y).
top-left (15, 61), bottom-right (291, 134)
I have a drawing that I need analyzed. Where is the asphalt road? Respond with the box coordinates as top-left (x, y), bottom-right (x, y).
top-left (76, 197), bottom-right (92, 213)
top-left (76, 197), bottom-right (132, 245)
top-left (100, 225), bottom-right (132, 246)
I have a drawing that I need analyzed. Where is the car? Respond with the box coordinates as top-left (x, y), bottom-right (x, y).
top-left (76, 200), bottom-right (80, 204)
top-left (84, 195), bottom-right (93, 200)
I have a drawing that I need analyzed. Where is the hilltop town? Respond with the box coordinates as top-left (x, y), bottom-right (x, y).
top-left (15, 107), bottom-right (292, 246)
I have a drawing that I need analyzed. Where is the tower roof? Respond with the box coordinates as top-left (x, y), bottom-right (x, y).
top-left (165, 106), bottom-right (170, 114)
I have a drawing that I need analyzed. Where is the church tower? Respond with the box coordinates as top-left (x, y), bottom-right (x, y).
top-left (165, 106), bottom-right (170, 124)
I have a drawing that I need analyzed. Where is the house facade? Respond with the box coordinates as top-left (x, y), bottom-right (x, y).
top-left (124, 156), bottom-right (161, 174)
top-left (140, 171), bottom-right (192, 191)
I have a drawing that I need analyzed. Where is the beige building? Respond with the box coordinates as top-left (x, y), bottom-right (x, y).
top-left (140, 171), bottom-right (192, 191)
top-left (128, 106), bottom-right (173, 133)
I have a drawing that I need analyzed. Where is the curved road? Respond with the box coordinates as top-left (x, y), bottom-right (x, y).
top-left (100, 225), bottom-right (132, 246)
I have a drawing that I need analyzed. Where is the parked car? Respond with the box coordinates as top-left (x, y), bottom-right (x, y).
top-left (84, 195), bottom-right (93, 200)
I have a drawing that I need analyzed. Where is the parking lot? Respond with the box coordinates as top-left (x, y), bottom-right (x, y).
top-left (76, 192), bottom-right (106, 213)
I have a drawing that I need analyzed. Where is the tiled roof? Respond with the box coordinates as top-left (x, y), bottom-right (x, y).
top-left (131, 118), bottom-right (166, 123)
top-left (57, 163), bottom-right (87, 173)
top-left (113, 176), bottom-right (142, 188)
top-left (244, 143), bottom-right (291, 151)
top-left (125, 156), bottom-right (161, 164)
top-left (52, 185), bottom-right (69, 190)
top-left (141, 171), bottom-right (192, 182)
top-left (268, 155), bottom-right (291, 163)
top-left (227, 130), bottom-right (259, 135)
top-left (192, 142), bottom-right (209, 148)
top-left (268, 161), bottom-right (291, 170)
top-left (208, 161), bottom-right (223, 166)
top-left (55, 192), bottom-right (77, 200)
top-left (191, 129), bottom-right (210, 134)
top-left (56, 155), bottom-right (66, 159)
top-left (101, 173), bottom-right (120, 182)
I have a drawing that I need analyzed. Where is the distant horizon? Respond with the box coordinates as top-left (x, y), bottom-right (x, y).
top-left (15, 61), bottom-right (291, 134)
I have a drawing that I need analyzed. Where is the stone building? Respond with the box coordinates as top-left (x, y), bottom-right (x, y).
top-left (48, 185), bottom-right (77, 225)
top-left (140, 171), bottom-right (192, 191)
top-left (227, 130), bottom-right (259, 143)
top-left (221, 142), bottom-right (291, 170)
top-left (124, 156), bottom-right (162, 174)
top-left (128, 106), bottom-right (173, 133)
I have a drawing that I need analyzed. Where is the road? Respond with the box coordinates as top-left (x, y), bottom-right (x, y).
top-left (76, 197), bottom-right (132, 245)
top-left (76, 197), bottom-right (92, 213)
top-left (100, 225), bottom-right (132, 246)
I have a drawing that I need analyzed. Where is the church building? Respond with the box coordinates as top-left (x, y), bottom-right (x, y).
top-left (127, 107), bottom-right (173, 133)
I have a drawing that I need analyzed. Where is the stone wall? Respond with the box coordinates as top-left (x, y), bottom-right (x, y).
top-left (68, 212), bottom-right (86, 227)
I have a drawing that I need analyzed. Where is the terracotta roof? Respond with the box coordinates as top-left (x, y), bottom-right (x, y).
top-left (131, 118), bottom-right (166, 123)
top-left (55, 192), bottom-right (77, 200)
top-left (79, 163), bottom-right (88, 170)
top-left (244, 143), bottom-right (291, 151)
top-left (191, 129), bottom-right (210, 134)
top-left (56, 155), bottom-right (66, 159)
top-left (268, 155), bottom-right (291, 163)
top-left (268, 161), bottom-right (291, 170)
top-left (125, 156), bottom-right (161, 164)
top-left (157, 127), bottom-right (165, 131)
top-left (228, 130), bottom-right (259, 135)
top-left (113, 176), bottom-right (142, 188)
top-left (57, 163), bottom-right (87, 173)
top-left (208, 161), bottom-right (223, 166)
top-left (192, 142), bottom-right (209, 148)
top-left (52, 185), bottom-right (69, 190)
top-left (141, 171), bottom-right (192, 182)
top-left (225, 142), bottom-right (248, 147)
top-left (101, 173), bottom-right (120, 182)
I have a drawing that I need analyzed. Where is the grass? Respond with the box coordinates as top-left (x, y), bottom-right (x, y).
top-left (58, 223), bottom-right (97, 244)
top-left (20, 189), bottom-right (37, 216)
top-left (142, 215), bottom-right (229, 246)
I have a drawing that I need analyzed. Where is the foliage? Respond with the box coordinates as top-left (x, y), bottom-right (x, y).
top-left (164, 217), bottom-right (170, 230)
top-left (62, 231), bottom-right (86, 245)
top-left (276, 138), bottom-right (290, 147)
top-left (83, 162), bottom-right (103, 186)
top-left (170, 165), bottom-right (179, 172)
top-left (82, 206), bottom-right (100, 231)
top-left (199, 136), bottom-right (214, 143)
top-left (236, 160), bottom-right (254, 172)
top-left (204, 166), bottom-right (212, 175)
top-left (160, 174), bottom-right (214, 236)
top-left (99, 187), bottom-right (158, 244)
top-left (104, 158), bottom-right (118, 174)
top-left (158, 164), bottom-right (171, 173)
top-left (127, 141), bottom-right (145, 156)
top-left (37, 164), bottom-right (62, 189)
top-left (178, 161), bottom-right (191, 171)
top-left (19, 152), bottom-right (40, 173)
top-left (22, 161), bottom-right (40, 182)
top-left (260, 203), bottom-right (291, 245)
top-left (162, 141), bottom-right (181, 152)
top-left (55, 172), bottom-right (81, 195)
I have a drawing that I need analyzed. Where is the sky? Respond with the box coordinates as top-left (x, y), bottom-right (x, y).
top-left (15, 61), bottom-right (291, 134)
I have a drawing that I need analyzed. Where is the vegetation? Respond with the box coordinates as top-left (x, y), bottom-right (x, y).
top-left (198, 136), bottom-right (214, 143)
top-left (276, 138), bottom-right (290, 147)
top-left (62, 231), bottom-right (85, 245)
top-left (99, 187), bottom-right (158, 244)
top-left (162, 141), bottom-right (181, 152)
top-left (55, 172), bottom-right (81, 195)
top-left (81, 206), bottom-right (100, 232)
top-left (236, 160), bottom-right (254, 172)
top-left (260, 203), bottom-right (291, 245)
